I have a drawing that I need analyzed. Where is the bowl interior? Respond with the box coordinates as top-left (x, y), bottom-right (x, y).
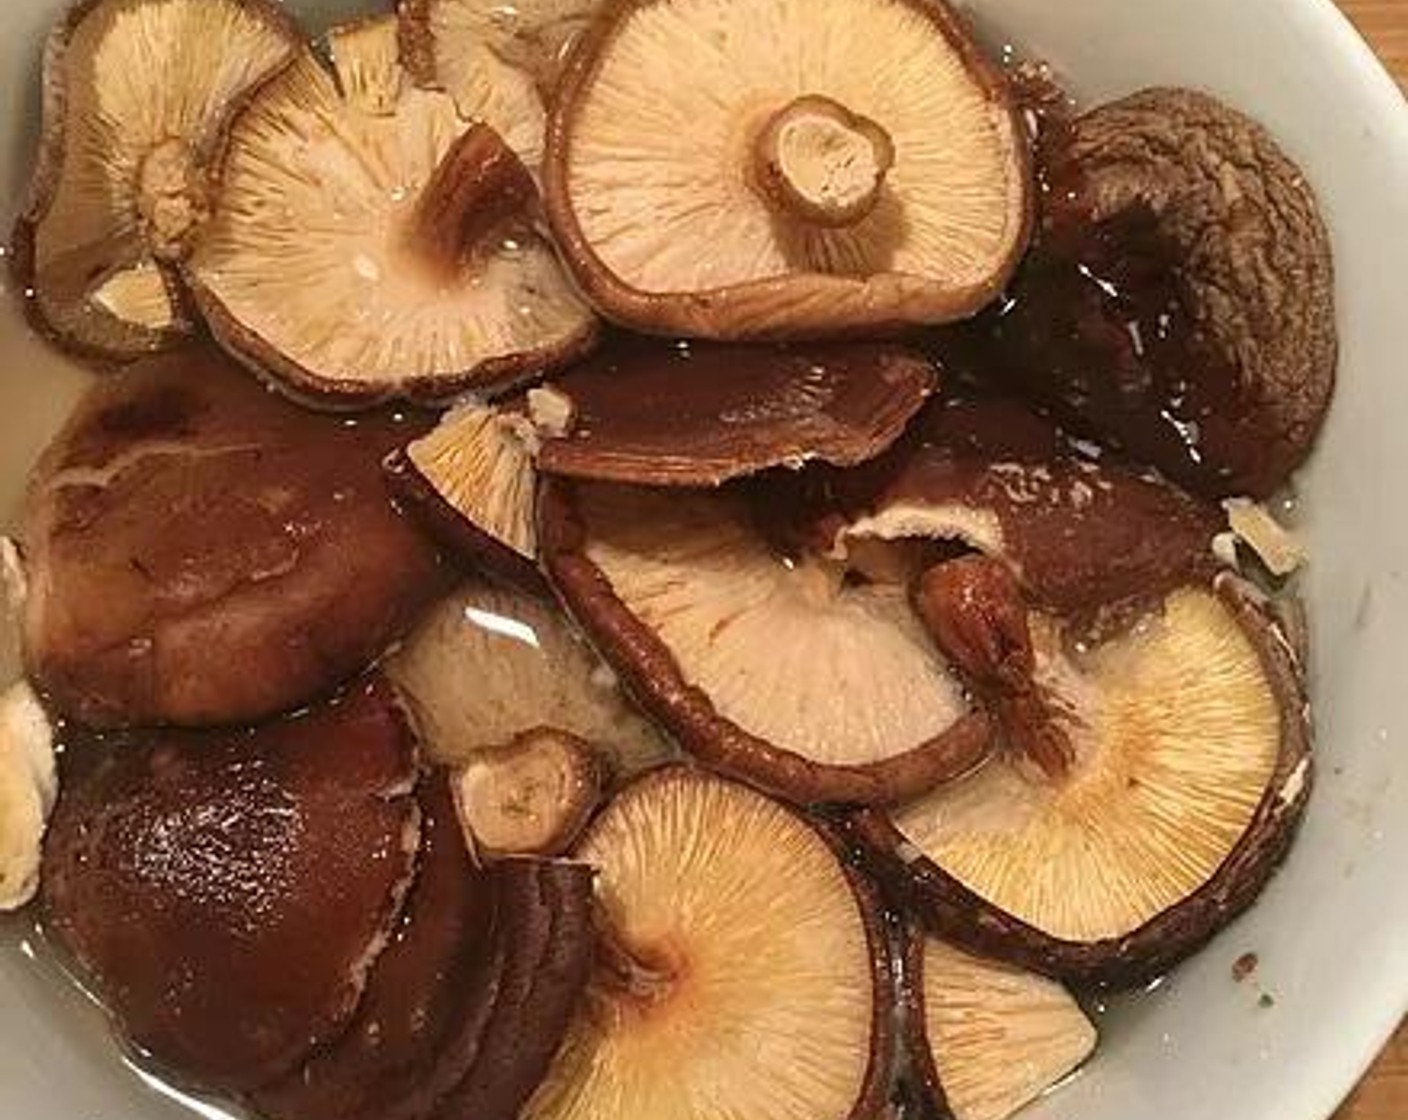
top-left (1, 1), bottom-right (1405, 1118)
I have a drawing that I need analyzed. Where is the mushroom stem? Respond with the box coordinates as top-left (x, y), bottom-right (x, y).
top-left (136, 138), bottom-right (212, 261)
top-left (405, 124), bottom-right (537, 277)
top-left (753, 95), bottom-right (895, 228)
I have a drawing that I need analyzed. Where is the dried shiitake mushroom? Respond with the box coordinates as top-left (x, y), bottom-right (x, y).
top-left (541, 482), bottom-right (991, 806)
top-left (532, 339), bottom-right (936, 486)
top-left (0, 682), bottom-right (57, 912)
top-left (543, 0), bottom-right (1031, 339)
top-left (387, 581), bottom-right (673, 778)
top-left (186, 16), bottom-right (596, 406)
top-left (852, 578), bottom-right (1312, 987)
top-left (525, 766), bottom-right (893, 1120)
top-left (982, 87), bottom-right (1336, 499)
top-left (903, 930), bottom-right (1096, 1120)
top-left (11, 0), bottom-right (300, 361)
top-left (385, 400), bottom-right (544, 590)
top-left (42, 680), bottom-right (422, 1091)
top-left (20, 347), bottom-right (450, 730)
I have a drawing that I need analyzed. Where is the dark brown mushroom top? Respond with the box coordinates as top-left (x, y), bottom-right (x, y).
top-left (533, 338), bottom-right (937, 486)
top-left (962, 87), bottom-right (1335, 499)
top-left (40, 679), bottom-right (421, 1091)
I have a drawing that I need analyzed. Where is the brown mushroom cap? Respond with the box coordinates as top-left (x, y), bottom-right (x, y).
top-left (540, 481), bottom-right (991, 806)
top-left (533, 339), bottom-right (936, 486)
top-left (11, 0), bottom-right (300, 361)
top-left (186, 16), bottom-right (597, 407)
top-left (851, 578), bottom-right (1312, 987)
top-left (20, 346), bottom-right (451, 730)
top-left (543, 0), bottom-right (1031, 340)
top-left (971, 87), bottom-right (1336, 499)
top-left (40, 679), bottom-right (421, 1091)
top-left (387, 581), bottom-right (674, 779)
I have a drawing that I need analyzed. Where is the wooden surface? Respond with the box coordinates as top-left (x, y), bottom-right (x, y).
top-left (1327, 9), bottom-right (1406, 1117)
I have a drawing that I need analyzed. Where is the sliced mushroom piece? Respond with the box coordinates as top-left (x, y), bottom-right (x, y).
top-left (852, 578), bottom-right (1312, 987)
top-left (385, 400), bottom-right (544, 591)
top-left (826, 396), bottom-right (1226, 623)
top-left (533, 339), bottom-right (936, 486)
top-left (20, 346), bottom-right (451, 730)
top-left (1221, 498), bottom-right (1306, 578)
top-left (0, 683), bottom-right (57, 911)
top-left (541, 482), bottom-right (991, 806)
top-left (10, 0), bottom-right (300, 360)
top-left (41, 679), bottom-right (422, 1091)
top-left (903, 931), bottom-right (1096, 1120)
top-left (524, 766), bottom-right (893, 1120)
top-left (543, 0), bottom-right (1031, 339)
top-left (452, 727), bottom-right (604, 859)
top-left (186, 15), bottom-right (597, 407)
top-left (970, 88), bottom-right (1335, 499)
top-left (401, 0), bottom-right (595, 103)
top-left (387, 581), bottom-right (673, 779)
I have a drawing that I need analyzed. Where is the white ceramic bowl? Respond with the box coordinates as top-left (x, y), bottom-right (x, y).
top-left (1, 1), bottom-right (1405, 1117)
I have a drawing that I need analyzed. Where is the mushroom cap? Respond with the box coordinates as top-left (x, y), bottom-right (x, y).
top-left (540, 481), bottom-right (992, 806)
top-left (186, 16), bottom-right (597, 407)
top-left (980, 87), bottom-right (1336, 499)
top-left (387, 581), bottom-right (674, 779)
top-left (40, 679), bottom-right (422, 1091)
top-left (903, 931), bottom-right (1096, 1120)
top-left (543, 0), bottom-right (1031, 340)
top-left (534, 339), bottom-right (936, 486)
top-left (852, 578), bottom-right (1312, 987)
top-left (11, 0), bottom-right (299, 361)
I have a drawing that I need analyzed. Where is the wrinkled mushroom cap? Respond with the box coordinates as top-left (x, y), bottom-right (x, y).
top-left (187, 16), bottom-right (596, 406)
top-left (543, 0), bottom-right (1031, 339)
top-left (11, 0), bottom-right (299, 360)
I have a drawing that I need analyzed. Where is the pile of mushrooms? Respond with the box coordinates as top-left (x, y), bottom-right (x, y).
top-left (4, 0), bottom-right (1339, 1119)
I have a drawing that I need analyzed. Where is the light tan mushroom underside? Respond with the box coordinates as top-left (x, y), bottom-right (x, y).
top-left (188, 19), bottom-right (590, 394)
top-left (560, 0), bottom-right (1025, 294)
top-left (895, 589), bottom-right (1284, 943)
top-left (30, 0), bottom-right (294, 346)
top-left (580, 486), bottom-right (970, 767)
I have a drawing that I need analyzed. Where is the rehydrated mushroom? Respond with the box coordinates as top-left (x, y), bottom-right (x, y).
top-left (972, 87), bottom-right (1336, 499)
top-left (825, 395), bottom-right (1225, 622)
top-left (401, 0), bottom-right (598, 99)
top-left (384, 400), bottom-right (544, 591)
top-left (852, 578), bottom-right (1312, 987)
top-left (524, 766), bottom-right (893, 1120)
top-left (0, 682), bottom-right (57, 911)
top-left (540, 481), bottom-right (992, 806)
top-left (186, 15), bottom-right (597, 407)
top-left (903, 930), bottom-right (1096, 1120)
top-left (532, 338), bottom-right (936, 486)
top-left (451, 727), bottom-right (604, 858)
top-left (1219, 497), bottom-right (1306, 578)
top-left (20, 347), bottom-right (451, 730)
top-left (11, 0), bottom-right (300, 360)
top-left (543, 0), bottom-right (1032, 339)
top-left (387, 581), bottom-right (673, 778)
top-left (41, 679), bottom-right (422, 1091)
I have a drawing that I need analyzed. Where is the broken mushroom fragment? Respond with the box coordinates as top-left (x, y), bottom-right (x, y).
top-left (20, 347), bottom-right (450, 729)
top-left (903, 931), bottom-right (1096, 1120)
top-left (387, 581), bottom-right (672, 778)
top-left (186, 15), bottom-right (596, 406)
top-left (543, 0), bottom-right (1031, 339)
top-left (385, 400), bottom-right (544, 590)
top-left (452, 727), bottom-right (604, 858)
top-left (533, 339), bottom-right (936, 486)
top-left (0, 682), bottom-right (57, 911)
top-left (974, 87), bottom-right (1336, 499)
top-left (525, 767), bottom-right (893, 1120)
top-left (41, 680), bottom-right (421, 1091)
top-left (11, 0), bottom-right (299, 360)
top-left (540, 482), bottom-right (991, 806)
top-left (852, 578), bottom-right (1312, 987)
